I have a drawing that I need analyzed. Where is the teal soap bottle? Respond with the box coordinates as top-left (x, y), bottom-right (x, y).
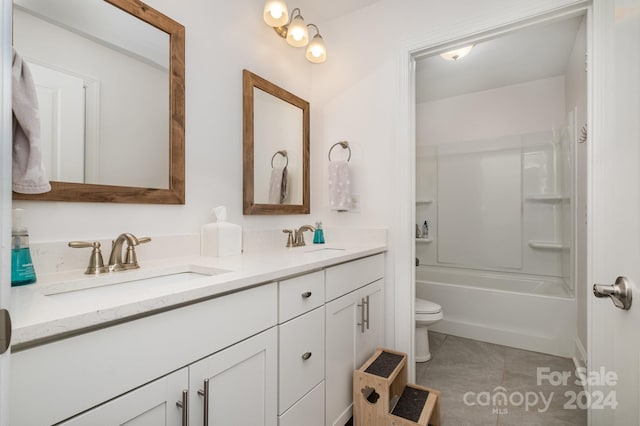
top-left (11, 208), bottom-right (36, 286)
top-left (313, 221), bottom-right (325, 244)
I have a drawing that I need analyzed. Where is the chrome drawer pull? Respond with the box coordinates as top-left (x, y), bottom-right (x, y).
top-left (301, 291), bottom-right (312, 298)
top-left (302, 351), bottom-right (312, 360)
top-left (357, 299), bottom-right (365, 333)
top-left (175, 390), bottom-right (188, 426)
top-left (197, 378), bottom-right (210, 426)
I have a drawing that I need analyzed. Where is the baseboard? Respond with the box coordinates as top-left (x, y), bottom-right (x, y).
top-left (431, 318), bottom-right (574, 358)
top-left (572, 336), bottom-right (588, 390)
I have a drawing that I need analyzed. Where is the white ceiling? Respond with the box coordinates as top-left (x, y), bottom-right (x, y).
top-left (415, 15), bottom-right (585, 103)
top-left (292, 0), bottom-right (382, 24)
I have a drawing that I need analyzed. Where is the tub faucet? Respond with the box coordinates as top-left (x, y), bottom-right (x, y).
top-left (108, 233), bottom-right (151, 271)
top-left (294, 225), bottom-right (316, 247)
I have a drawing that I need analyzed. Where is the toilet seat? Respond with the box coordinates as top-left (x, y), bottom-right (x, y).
top-left (416, 298), bottom-right (441, 314)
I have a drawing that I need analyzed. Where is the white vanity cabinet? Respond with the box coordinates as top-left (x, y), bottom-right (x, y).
top-left (10, 283), bottom-right (278, 426)
top-left (324, 254), bottom-right (385, 426)
top-left (10, 251), bottom-right (385, 426)
top-left (277, 271), bottom-right (326, 426)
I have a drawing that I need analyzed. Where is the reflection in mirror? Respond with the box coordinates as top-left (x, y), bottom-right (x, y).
top-left (12, 0), bottom-right (185, 204)
top-left (243, 70), bottom-right (309, 215)
top-left (253, 88), bottom-right (302, 205)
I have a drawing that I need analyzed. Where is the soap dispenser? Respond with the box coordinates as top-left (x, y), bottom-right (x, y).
top-left (11, 208), bottom-right (36, 286)
top-left (313, 221), bottom-right (325, 244)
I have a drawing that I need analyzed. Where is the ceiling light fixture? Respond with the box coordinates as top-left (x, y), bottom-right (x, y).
top-left (440, 45), bottom-right (474, 61)
top-left (263, 1), bottom-right (327, 64)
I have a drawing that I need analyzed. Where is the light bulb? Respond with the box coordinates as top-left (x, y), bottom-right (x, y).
top-left (305, 33), bottom-right (326, 63)
top-left (270, 5), bottom-right (283, 19)
top-left (263, 0), bottom-right (289, 27)
top-left (440, 45), bottom-right (474, 61)
top-left (286, 14), bottom-right (308, 47)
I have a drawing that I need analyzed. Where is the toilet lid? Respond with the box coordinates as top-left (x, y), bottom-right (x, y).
top-left (416, 298), bottom-right (441, 314)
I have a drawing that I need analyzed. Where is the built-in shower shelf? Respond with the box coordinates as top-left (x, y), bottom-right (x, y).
top-left (416, 238), bottom-right (433, 243)
top-left (525, 194), bottom-right (569, 202)
top-left (528, 240), bottom-right (568, 250)
top-left (416, 199), bottom-right (434, 205)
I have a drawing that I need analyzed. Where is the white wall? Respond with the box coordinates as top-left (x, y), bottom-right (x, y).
top-left (12, 0), bottom-right (313, 243)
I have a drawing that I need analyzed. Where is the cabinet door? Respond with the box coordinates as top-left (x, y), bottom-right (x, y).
top-left (325, 280), bottom-right (384, 426)
top-left (58, 368), bottom-right (188, 426)
top-left (189, 327), bottom-right (277, 426)
top-left (355, 278), bottom-right (384, 368)
top-left (325, 290), bottom-right (359, 426)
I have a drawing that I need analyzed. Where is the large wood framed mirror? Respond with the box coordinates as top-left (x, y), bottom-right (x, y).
top-left (12, 0), bottom-right (185, 204)
top-left (243, 70), bottom-right (310, 215)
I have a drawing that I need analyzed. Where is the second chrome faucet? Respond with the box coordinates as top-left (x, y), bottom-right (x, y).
top-left (283, 225), bottom-right (316, 247)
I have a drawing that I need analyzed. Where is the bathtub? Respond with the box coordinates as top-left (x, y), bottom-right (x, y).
top-left (415, 265), bottom-right (577, 357)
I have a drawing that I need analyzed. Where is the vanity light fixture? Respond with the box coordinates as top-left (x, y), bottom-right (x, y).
top-left (440, 45), bottom-right (474, 61)
top-left (263, 1), bottom-right (327, 63)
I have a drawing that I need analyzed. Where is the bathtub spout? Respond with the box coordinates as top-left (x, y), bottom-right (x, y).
top-left (416, 257), bottom-right (420, 266)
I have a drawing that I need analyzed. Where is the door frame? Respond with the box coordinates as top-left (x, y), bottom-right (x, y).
top-left (394, 0), bottom-right (592, 384)
top-left (1, 0), bottom-right (13, 424)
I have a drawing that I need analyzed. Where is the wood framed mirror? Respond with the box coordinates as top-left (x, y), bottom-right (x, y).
top-left (12, 0), bottom-right (185, 204)
top-left (243, 70), bottom-right (310, 215)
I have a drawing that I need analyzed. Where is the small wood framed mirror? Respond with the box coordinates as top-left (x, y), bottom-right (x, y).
top-left (243, 70), bottom-right (310, 215)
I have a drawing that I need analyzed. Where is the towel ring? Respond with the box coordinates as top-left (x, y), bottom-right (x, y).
top-left (271, 150), bottom-right (288, 168)
top-left (328, 141), bottom-right (351, 162)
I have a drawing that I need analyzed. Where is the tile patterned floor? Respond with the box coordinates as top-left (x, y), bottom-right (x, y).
top-left (416, 332), bottom-right (587, 426)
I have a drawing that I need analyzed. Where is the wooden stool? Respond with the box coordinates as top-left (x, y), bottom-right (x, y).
top-left (353, 348), bottom-right (440, 426)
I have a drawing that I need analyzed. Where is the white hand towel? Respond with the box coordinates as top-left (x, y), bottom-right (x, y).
top-left (12, 48), bottom-right (51, 194)
top-left (328, 160), bottom-right (350, 211)
top-left (268, 166), bottom-right (289, 204)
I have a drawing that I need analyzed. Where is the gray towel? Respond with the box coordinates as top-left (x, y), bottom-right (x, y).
top-left (12, 48), bottom-right (51, 194)
top-left (268, 166), bottom-right (289, 204)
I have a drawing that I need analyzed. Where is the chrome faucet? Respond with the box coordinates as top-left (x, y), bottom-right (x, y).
top-left (294, 225), bottom-right (316, 247)
top-left (108, 233), bottom-right (151, 271)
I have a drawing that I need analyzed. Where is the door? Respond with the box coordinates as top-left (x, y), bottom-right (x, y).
top-left (189, 327), bottom-right (277, 426)
top-left (325, 290), bottom-right (359, 426)
top-left (325, 280), bottom-right (384, 426)
top-left (58, 368), bottom-right (187, 426)
top-left (1, 0), bottom-right (13, 424)
top-left (590, 0), bottom-right (640, 425)
top-left (28, 62), bottom-right (86, 183)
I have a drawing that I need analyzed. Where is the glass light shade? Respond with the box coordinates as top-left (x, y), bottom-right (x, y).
top-left (286, 15), bottom-right (308, 47)
top-left (305, 34), bottom-right (326, 63)
top-left (263, 0), bottom-right (289, 27)
top-left (440, 45), bottom-right (474, 61)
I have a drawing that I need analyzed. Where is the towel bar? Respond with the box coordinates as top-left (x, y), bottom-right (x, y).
top-left (328, 141), bottom-right (351, 162)
top-left (271, 150), bottom-right (288, 168)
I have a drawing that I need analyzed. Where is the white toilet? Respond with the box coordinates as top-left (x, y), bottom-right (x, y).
top-left (415, 298), bottom-right (443, 362)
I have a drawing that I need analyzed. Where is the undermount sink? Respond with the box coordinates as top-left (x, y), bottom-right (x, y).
top-left (40, 264), bottom-right (230, 297)
top-left (304, 247), bottom-right (346, 253)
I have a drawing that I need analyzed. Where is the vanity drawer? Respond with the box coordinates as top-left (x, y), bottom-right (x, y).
top-left (279, 305), bottom-right (325, 414)
top-left (279, 270), bottom-right (324, 322)
top-left (279, 381), bottom-right (325, 426)
top-left (325, 254), bottom-right (384, 301)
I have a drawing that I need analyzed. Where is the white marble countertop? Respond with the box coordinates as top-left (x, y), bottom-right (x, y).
top-left (11, 241), bottom-right (386, 349)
